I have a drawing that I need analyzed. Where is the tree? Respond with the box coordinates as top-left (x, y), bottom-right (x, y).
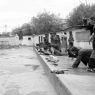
top-left (31, 12), bottom-right (63, 34)
top-left (67, 3), bottom-right (92, 26)
top-left (21, 23), bottom-right (32, 36)
top-left (11, 27), bottom-right (21, 35)
top-left (12, 12), bottom-right (65, 35)
top-left (12, 23), bottom-right (34, 36)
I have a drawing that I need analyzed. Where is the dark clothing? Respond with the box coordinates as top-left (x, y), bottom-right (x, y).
top-left (88, 50), bottom-right (95, 69)
top-left (86, 23), bottom-right (94, 35)
top-left (92, 25), bottom-right (95, 50)
top-left (68, 36), bottom-right (74, 46)
top-left (88, 58), bottom-right (95, 69)
top-left (51, 35), bottom-right (61, 52)
top-left (92, 35), bottom-right (95, 50)
top-left (86, 22), bottom-right (95, 49)
top-left (85, 19), bottom-right (95, 69)
top-left (88, 24), bottom-right (95, 69)
top-left (44, 37), bottom-right (49, 45)
top-left (72, 49), bottom-right (92, 68)
top-left (18, 31), bottom-right (23, 40)
top-left (67, 46), bottom-right (80, 58)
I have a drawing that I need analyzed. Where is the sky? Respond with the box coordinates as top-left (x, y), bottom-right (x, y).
top-left (0, 0), bottom-right (95, 33)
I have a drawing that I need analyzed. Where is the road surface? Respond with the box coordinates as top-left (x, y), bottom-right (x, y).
top-left (0, 46), bottom-right (57, 95)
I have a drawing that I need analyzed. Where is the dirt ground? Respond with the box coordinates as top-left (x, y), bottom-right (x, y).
top-left (0, 46), bottom-right (57, 95)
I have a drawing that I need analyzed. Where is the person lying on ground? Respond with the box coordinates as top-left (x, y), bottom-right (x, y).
top-left (46, 55), bottom-right (59, 65)
top-left (50, 45), bottom-right (67, 56)
top-left (38, 48), bottom-right (51, 55)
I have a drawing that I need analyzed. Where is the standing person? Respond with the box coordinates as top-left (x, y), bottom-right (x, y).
top-left (87, 17), bottom-right (95, 71)
top-left (18, 30), bottom-right (23, 46)
top-left (68, 31), bottom-right (74, 47)
top-left (44, 34), bottom-right (49, 50)
top-left (64, 32), bottom-right (67, 51)
top-left (82, 17), bottom-right (87, 26)
top-left (61, 32), bottom-right (67, 53)
top-left (55, 35), bottom-right (61, 51)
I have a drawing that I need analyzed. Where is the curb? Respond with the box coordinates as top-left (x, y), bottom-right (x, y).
top-left (33, 47), bottom-right (73, 95)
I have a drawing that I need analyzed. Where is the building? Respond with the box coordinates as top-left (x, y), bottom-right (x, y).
top-left (33, 26), bottom-right (92, 50)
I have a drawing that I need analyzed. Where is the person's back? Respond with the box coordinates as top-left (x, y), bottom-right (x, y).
top-left (72, 49), bottom-right (92, 68)
top-left (79, 49), bottom-right (92, 57)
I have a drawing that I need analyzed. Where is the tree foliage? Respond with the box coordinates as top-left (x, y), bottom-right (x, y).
top-left (21, 23), bottom-right (32, 35)
top-left (12, 23), bottom-right (33, 36)
top-left (11, 27), bottom-right (21, 35)
top-left (67, 3), bottom-right (95, 26)
top-left (12, 12), bottom-right (64, 35)
top-left (31, 12), bottom-right (63, 34)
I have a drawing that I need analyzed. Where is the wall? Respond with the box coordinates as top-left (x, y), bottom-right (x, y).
top-left (0, 36), bottom-right (19, 46)
top-left (0, 36), bottom-right (33, 46)
top-left (66, 29), bottom-right (92, 49)
top-left (33, 29), bottom-right (92, 49)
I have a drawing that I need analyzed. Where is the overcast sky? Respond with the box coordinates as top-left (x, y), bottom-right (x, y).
top-left (0, 0), bottom-right (95, 32)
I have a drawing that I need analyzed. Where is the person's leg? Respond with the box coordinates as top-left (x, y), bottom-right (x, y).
top-left (88, 50), bottom-right (95, 71)
top-left (88, 58), bottom-right (95, 69)
top-left (87, 58), bottom-right (95, 72)
top-left (87, 35), bottom-right (95, 71)
top-left (81, 58), bottom-right (88, 66)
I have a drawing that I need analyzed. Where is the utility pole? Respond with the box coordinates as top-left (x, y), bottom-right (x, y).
top-left (4, 25), bottom-right (7, 33)
top-left (85, 0), bottom-right (88, 5)
top-left (79, 0), bottom-right (88, 5)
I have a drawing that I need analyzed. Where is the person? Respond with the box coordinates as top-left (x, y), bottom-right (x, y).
top-left (18, 30), bottom-right (23, 40)
top-left (61, 32), bottom-right (67, 53)
top-left (72, 49), bottom-right (92, 68)
top-left (82, 17), bottom-right (87, 26)
top-left (18, 30), bottom-right (23, 46)
top-left (51, 35), bottom-right (61, 52)
top-left (67, 42), bottom-right (92, 68)
top-left (87, 17), bottom-right (95, 70)
top-left (67, 42), bottom-right (79, 58)
top-left (68, 31), bottom-right (74, 47)
top-left (44, 34), bottom-right (49, 50)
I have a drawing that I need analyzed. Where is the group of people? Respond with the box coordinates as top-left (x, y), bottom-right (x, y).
top-left (68, 16), bottom-right (95, 72)
top-left (37, 16), bottom-right (95, 72)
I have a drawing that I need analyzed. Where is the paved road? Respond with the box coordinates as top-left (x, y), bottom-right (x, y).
top-left (40, 52), bottom-right (95, 95)
top-left (0, 46), bottom-right (57, 95)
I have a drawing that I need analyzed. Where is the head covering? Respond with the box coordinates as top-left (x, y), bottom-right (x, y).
top-left (70, 46), bottom-right (80, 57)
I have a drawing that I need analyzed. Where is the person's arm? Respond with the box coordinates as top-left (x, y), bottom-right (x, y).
top-left (72, 51), bottom-right (82, 68)
top-left (89, 33), bottom-right (94, 44)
